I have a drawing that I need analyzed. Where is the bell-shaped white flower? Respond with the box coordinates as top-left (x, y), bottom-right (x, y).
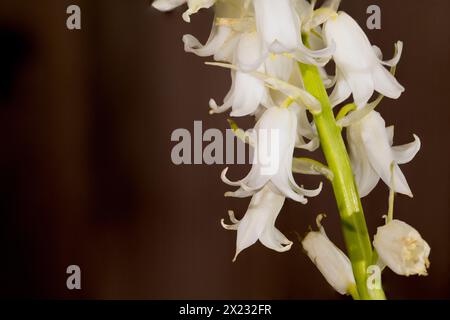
top-left (373, 219), bottom-right (430, 276)
top-left (151, 0), bottom-right (216, 22)
top-left (253, 0), bottom-right (333, 65)
top-left (253, 0), bottom-right (300, 53)
top-left (302, 215), bottom-right (356, 295)
top-left (210, 69), bottom-right (270, 117)
top-left (221, 184), bottom-right (292, 261)
top-left (222, 106), bottom-right (322, 203)
top-left (324, 12), bottom-right (404, 108)
top-left (347, 110), bottom-right (421, 197)
top-left (209, 32), bottom-right (271, 117)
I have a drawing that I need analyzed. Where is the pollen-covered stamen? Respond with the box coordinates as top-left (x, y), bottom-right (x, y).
top-left (400, 236), bottom-right (430, 275)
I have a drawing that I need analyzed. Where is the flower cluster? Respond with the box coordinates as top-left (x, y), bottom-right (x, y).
top-left (153, 0), bottom-right (429, 296)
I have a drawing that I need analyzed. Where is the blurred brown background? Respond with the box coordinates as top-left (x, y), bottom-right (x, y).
top-left (0, 0), bottom-right (448, 299)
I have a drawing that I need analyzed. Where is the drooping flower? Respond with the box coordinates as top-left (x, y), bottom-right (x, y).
top-left (222, 106), bottom-right (322, 203)
top-left (324, 12), bottom-right (404, 108)
top-left (373, 219), bottom-right (430, 276)
top-left (347, 110), bottom-right (421, 197)
top-left (209, 32), bottom-right (272, 117)
top-left (253, 0), bottom-right (334, 65)
top-left (302, 215), bottom-right (356, 295)
top-left (221, 184), bottom-right (292, 261)
top-left (253, 0), bottom-right (301, 53)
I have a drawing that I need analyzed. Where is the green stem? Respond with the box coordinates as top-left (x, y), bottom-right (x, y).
top-left (298, 61), bottom-right (386, 300)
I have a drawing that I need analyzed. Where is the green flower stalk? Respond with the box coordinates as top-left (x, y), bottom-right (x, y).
top-left (299, 58), bottom-right (386, 300)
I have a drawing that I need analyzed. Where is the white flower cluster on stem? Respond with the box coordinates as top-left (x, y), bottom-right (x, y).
top-left (153, 0), bottom-right (430, 297)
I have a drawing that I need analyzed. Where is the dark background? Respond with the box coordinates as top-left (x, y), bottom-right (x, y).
top-left (0, 0), bottom-right (448, 299)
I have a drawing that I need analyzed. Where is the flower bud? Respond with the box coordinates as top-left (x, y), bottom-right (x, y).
top-left (302, 216), bottom-right (355, 295)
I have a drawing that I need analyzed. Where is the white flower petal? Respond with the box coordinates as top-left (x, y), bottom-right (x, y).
top-left (209, 70), bottom-right (268, 117)
top-left (297, 138), bottom-right (320, 151)
top-left (152, 0), bottom-right (186, 12)
top-left (329, 69), bottom-right (351, 107)
top-left (392, 134), bottom-right (421, 165)
top-left (260, 226), bottom-right (293, 252)
top-left (392, 164), bottom-right (413, 197)
top-left (230, 71), bottom-right (268, 117)
top-left (372, 45), bottom-right (382, 60)
top-left (386, 125), bottom-right (394, 146)
top-left (380, 41), bottom-right (403, 67)
top-left (264, 54), bottom-right (294, 82)
top-left (318, 66), bottom-right (336, 88)
top-left (236, 32), bottom-right (267, 72)
top-left (224, 188), bottom-right (256, 198)
top-left (183, 25), bottom-right (233, 57)
top-left (182, 0), bottom-right (216, 22)
top-left (347, 121), bottom-right (380, 197)
top-left (293, 0), bottom-right (314, 25)
top-left (209, 72), bottom-right (235, 114)
top-left (336, 94), bottom-right (383, 128)
top-left (271, 174), bottom-right (308, 204)
top-left (253, 0), bottom-right (301, 53)
top-left (345, 71), bottom-right (374, 109)
top-left (214, 32), bottom-right (241, 62)
top-left (372, 64), bottom-right (404, 100)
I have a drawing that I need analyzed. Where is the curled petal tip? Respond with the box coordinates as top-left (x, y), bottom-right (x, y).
top-left (281, 241), bottom-right (294, 252)
top-left (227, 210), bottom-right (240, 224)
top-left (317, 181), bottom-right (324, 193)
top-left (220, 167), bottom-right (230, 183)
top-left (220, 218), bottom-right (227, 229)
top-left (208, 98), bottom-right (216, 108)
top-left (221, 219), bottom-right (238, 231)
top-left (412, 134), bottom-right (421, 145)
top-left (182, 11), bottom-right (191, 23)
